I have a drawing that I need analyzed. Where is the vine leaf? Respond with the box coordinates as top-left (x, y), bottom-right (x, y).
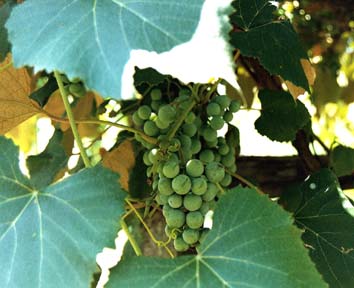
top-left (26, 129), bottom-right (69, 189)
top-left (281, 169), bottom-right (354, 288)
top-left (230, 0), bottom-right (309, 90)
top-left (107, 186), bottom-right (327, 288)
top-left (0, 1), bottom-right (15, 61)
top-left (255, 89), bottom-right (311, 142)
top-left (102, 139), bottom-right (136, 191)
top-left (330, 145), bottom-right (354, 177)
top-left (0, 56), bottom-right (40, 134)
top-left (0, 136), bottom-right (125, 288)
top-left (6, 0), bottom-right (204, 99)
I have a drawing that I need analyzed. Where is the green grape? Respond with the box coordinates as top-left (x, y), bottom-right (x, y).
top-left (206, 139), bottom-right (218, 148)
top-left (162, 160), bottom-right (180, 178)
top-left (158, 177), bottom-right (174, 196)
top-left (148, 148), bottom-right (162, 164)
top-left (182, 123), bottom-right (197, 137)
top-left (168, 138), bottom-right (181, 152)
top-left (229, 99), bottom-right (241, 112)
top-left (165, 225), bottom-right (174, 238)
top-left (152, 177), bottom-right (159, 191)
top-left (190, 138), bottom-right (202, 155)
top-left (223, 111), bottom-right (233, 123)
top-left (199, 149), bottom-right (214, 163)
top-left (183, 194), bottom-right (202, 211)
top-left (132, 111), bottom-right (144, 126)
top-left (218, 144), bottom-right (230, 156)
top-left (191, 177), bottom-right (208, 195)
top-left (185, 112), bottom-right (196, 124)
top-left (179, 134), bottom-right (192, 148)
top-left (215, 95), bottom-right (231, 110)
top-left (155, 194), bottom-right (168, 205)
top-left (146, 166), bottom-right (153, 177)
top-left (207, 102), bottom-right (221, 116)
top-left (202, 127), bottom-right (217, 142)
top-left (168, 152), bottom-right (179, 163)
top-left (168, 194), bottom-right (183, 208)
top-left (202, 182), bottom-right (218, 201)
top-left (165, 208), bottom-right (185, 228)
top-left (186, 159), bottom-right (204, 177)
top-left (200, 201), bottom-right (210, 215)
top-left (144, 120), bottom-right (159, 137)
top-left (194, 117), bottom-right (202, 129)
top-left (221, 151), bottom-right (234, 167)
top-left (143, 151), bottom-right (152, 166)
top-left (151, 100), bottom-right (161, 112)
top-left (186, 211), bottom-right (204, 229)
top-left (205, 162), bottom-right (225, 183)
top-left (182, 228), bottom-right (200, 244)
top-left (137, 105), bottom-right (152, 120)
top-left (229, 163), bottom-right (237, 173)
top-left (213, 153), bottom-right (221, 163)
top-left (69, 83), bottom-right (85, 98)
top-left (218, 137), bottom-right (226, 145)
top-left (220, 173), bottom-right (232, 187)
top-left (208, 199), bottom-right (217, 210)
top-left (158, 105), bottom-right (176, 123)
top-left (156, 117), bottom-right (170, 129)
top-left (172, 174), bottom-right (192, 195)
top-left (174, 237), bottom-right (189, 252)
top-left (210, 116), bottom-right (225, 130)
top-left (162, 204), bottom-right (173, 217)
top-left (181, 147), bottom-right (192, 162)
top-left (151, 88), bottom-right (162, 100)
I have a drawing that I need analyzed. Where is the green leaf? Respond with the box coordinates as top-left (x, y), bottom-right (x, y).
top-left (282, 169), bottom-right (354, 288)
top-left (229, 0), bottom-right (309, 90)
top-left (107, 186), bottom-right (326, 288)
top-left (133, 67), bottom-right (168, 88)
top-left (330, 145), bottom-right (354, 177)
top-left (255, 89), bottom-right (311, 142)
top-left (0, 136), bottom-right (125, 288)
top-left (0, 1), bottom-right (14, 61)
top-left (6, 0), bottom-right (204, 99)
top-left (26, 129), bottom-right (68, 188)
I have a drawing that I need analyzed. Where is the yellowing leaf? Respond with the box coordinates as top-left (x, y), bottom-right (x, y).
top-left (0, 56), bottom-right (40, 134)
top-left (286, 60), bottom-right (317, 99)
top-left (102, 140), bottom-right (135, 191)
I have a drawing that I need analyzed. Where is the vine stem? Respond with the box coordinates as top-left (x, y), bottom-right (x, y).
top-left (226, 169), bottom-right (263, 194)
top-left (120, 216), bottom-right (143, 256)
top-left (54, 71), bottom-right (92, 168)
top-left (125, 199), bottom-right (175, 258)
top-left (42, 110), bottom-right (158, 145)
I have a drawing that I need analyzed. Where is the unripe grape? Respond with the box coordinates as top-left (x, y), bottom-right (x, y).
top-left (182, 228), bottom-right (200, 244)
top-left (69, 83), bottom-right (85, 98)
top-left (210, 116), bottom-right (225, 130)
top-left (185, 112), bottom-right (196, 124)
top-left (199, 149), bottom-right (214, 163)
top-left (132, 111), bottom-right (144, 126)
top-left (200, 201), bottom-right (210, 215)
top-left (148, 148), bottom-right (162, 164)
top-left (205, 162), bottom-right (225, 183)
top-left (215, 95), bottom-right (231, 110)
top-left (229, 163), bottom-right (237, 173)
top-left (190, 139), bottom-right (202, 155)
top-left (221, 151), bottom-right (234, 167)
top-left (156, 117), bottom-right (170, 129)
top-left (186, 211), bottom-right (204, 229)
top-left (158, 105), bottom-right (176, 123)
top-left (174, 237), bottom-right (189, 252)
top-left (155, 194), bottom-right (168, 205)
top-left (182, 123), bottom-right (197, 137)
top-left (144, 120), bottom-right (159, 137)
top-left (172, 175), bottom-right (191, 195)
top-left (168, 194), bottom-right (183, 208)
top-left (179, 134), bottom-right (192, 148)
top-left (186, 159), bottom-right (204, 177)
top-left (223, 111), bottom-right (233, 123)
top-left (229, 99), bottom-right (241, 112)
top-left (202, 127), bottom-right (217, 142)
top-left (191, 177), bottom-right (208, 195)
top-left (143, 151), bottom-right (152, 166)
top-left (181, 147), bottom-right (192, 162)
top-left (202, 182), bottom-right (218, 201)
top-left (151, 88), bottom-right (162, 100)
top-left (183, 194), bottom-right (203, 211)
top-left (220, 173), bottom-right (232, 187)
top-left (162, 160), bottom-right (180, 178)
top-left (151, 100), bottom-right (161, 112)
top-left (213, 153), bottom-right (221, 163)
top-left (168, 138), bottom-right (181, 152)
top-left (138, 105), bottom-right (152, 120)
top-left (206, 139), bottom-right (218, 148)
top-left (158, 177), bottom-right (174, 196)
top-left (218, 144), bottom-right (230, 156)
top-left (165, 208), bottom-right (185, 228)
top-left (207, 102), bottom-right (221, 116)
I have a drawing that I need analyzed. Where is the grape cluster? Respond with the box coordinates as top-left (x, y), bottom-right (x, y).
top-left (133, 87), bottom-right (240, 252)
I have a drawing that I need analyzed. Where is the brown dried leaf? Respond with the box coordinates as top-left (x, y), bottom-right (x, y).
top-left (102, 140), bottom-right (135, 191)
top-left (0, 57), bottom-right (40, 134)
top-left (286, 59), bottom-right (317, 99)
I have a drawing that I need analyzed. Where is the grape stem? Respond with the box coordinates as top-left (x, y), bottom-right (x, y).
top-left (120, 214), bottom-right (143, 257)
top-left (42, 110), bottom-right (158, 145)
top-left (54, 71), bottom-right (92, 168)
top-left (125, 199), bottom-right (175, 258)
top-left (226, 169), bottom-right (263, 194)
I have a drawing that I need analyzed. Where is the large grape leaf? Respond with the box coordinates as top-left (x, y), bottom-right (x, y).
top-left (229, 0), bottom-right (309, 90)
top-left (107, 186), bottom-right (327, 288)
top-left (281, 169), bottom-right (354, 288)
top-left (330, 145), bottom-right (354, 177)
top-left (255, 89), bottom-right (311, 142)
top-left (5, 0), bottom-right (204, 99)
top-left (0, 136), bottom-right (125, 288)
top-left (0, 1), bottom-right (15, 61)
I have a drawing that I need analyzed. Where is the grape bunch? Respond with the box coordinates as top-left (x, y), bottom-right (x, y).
top-left (133, 86), bottom-right (240, 252)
